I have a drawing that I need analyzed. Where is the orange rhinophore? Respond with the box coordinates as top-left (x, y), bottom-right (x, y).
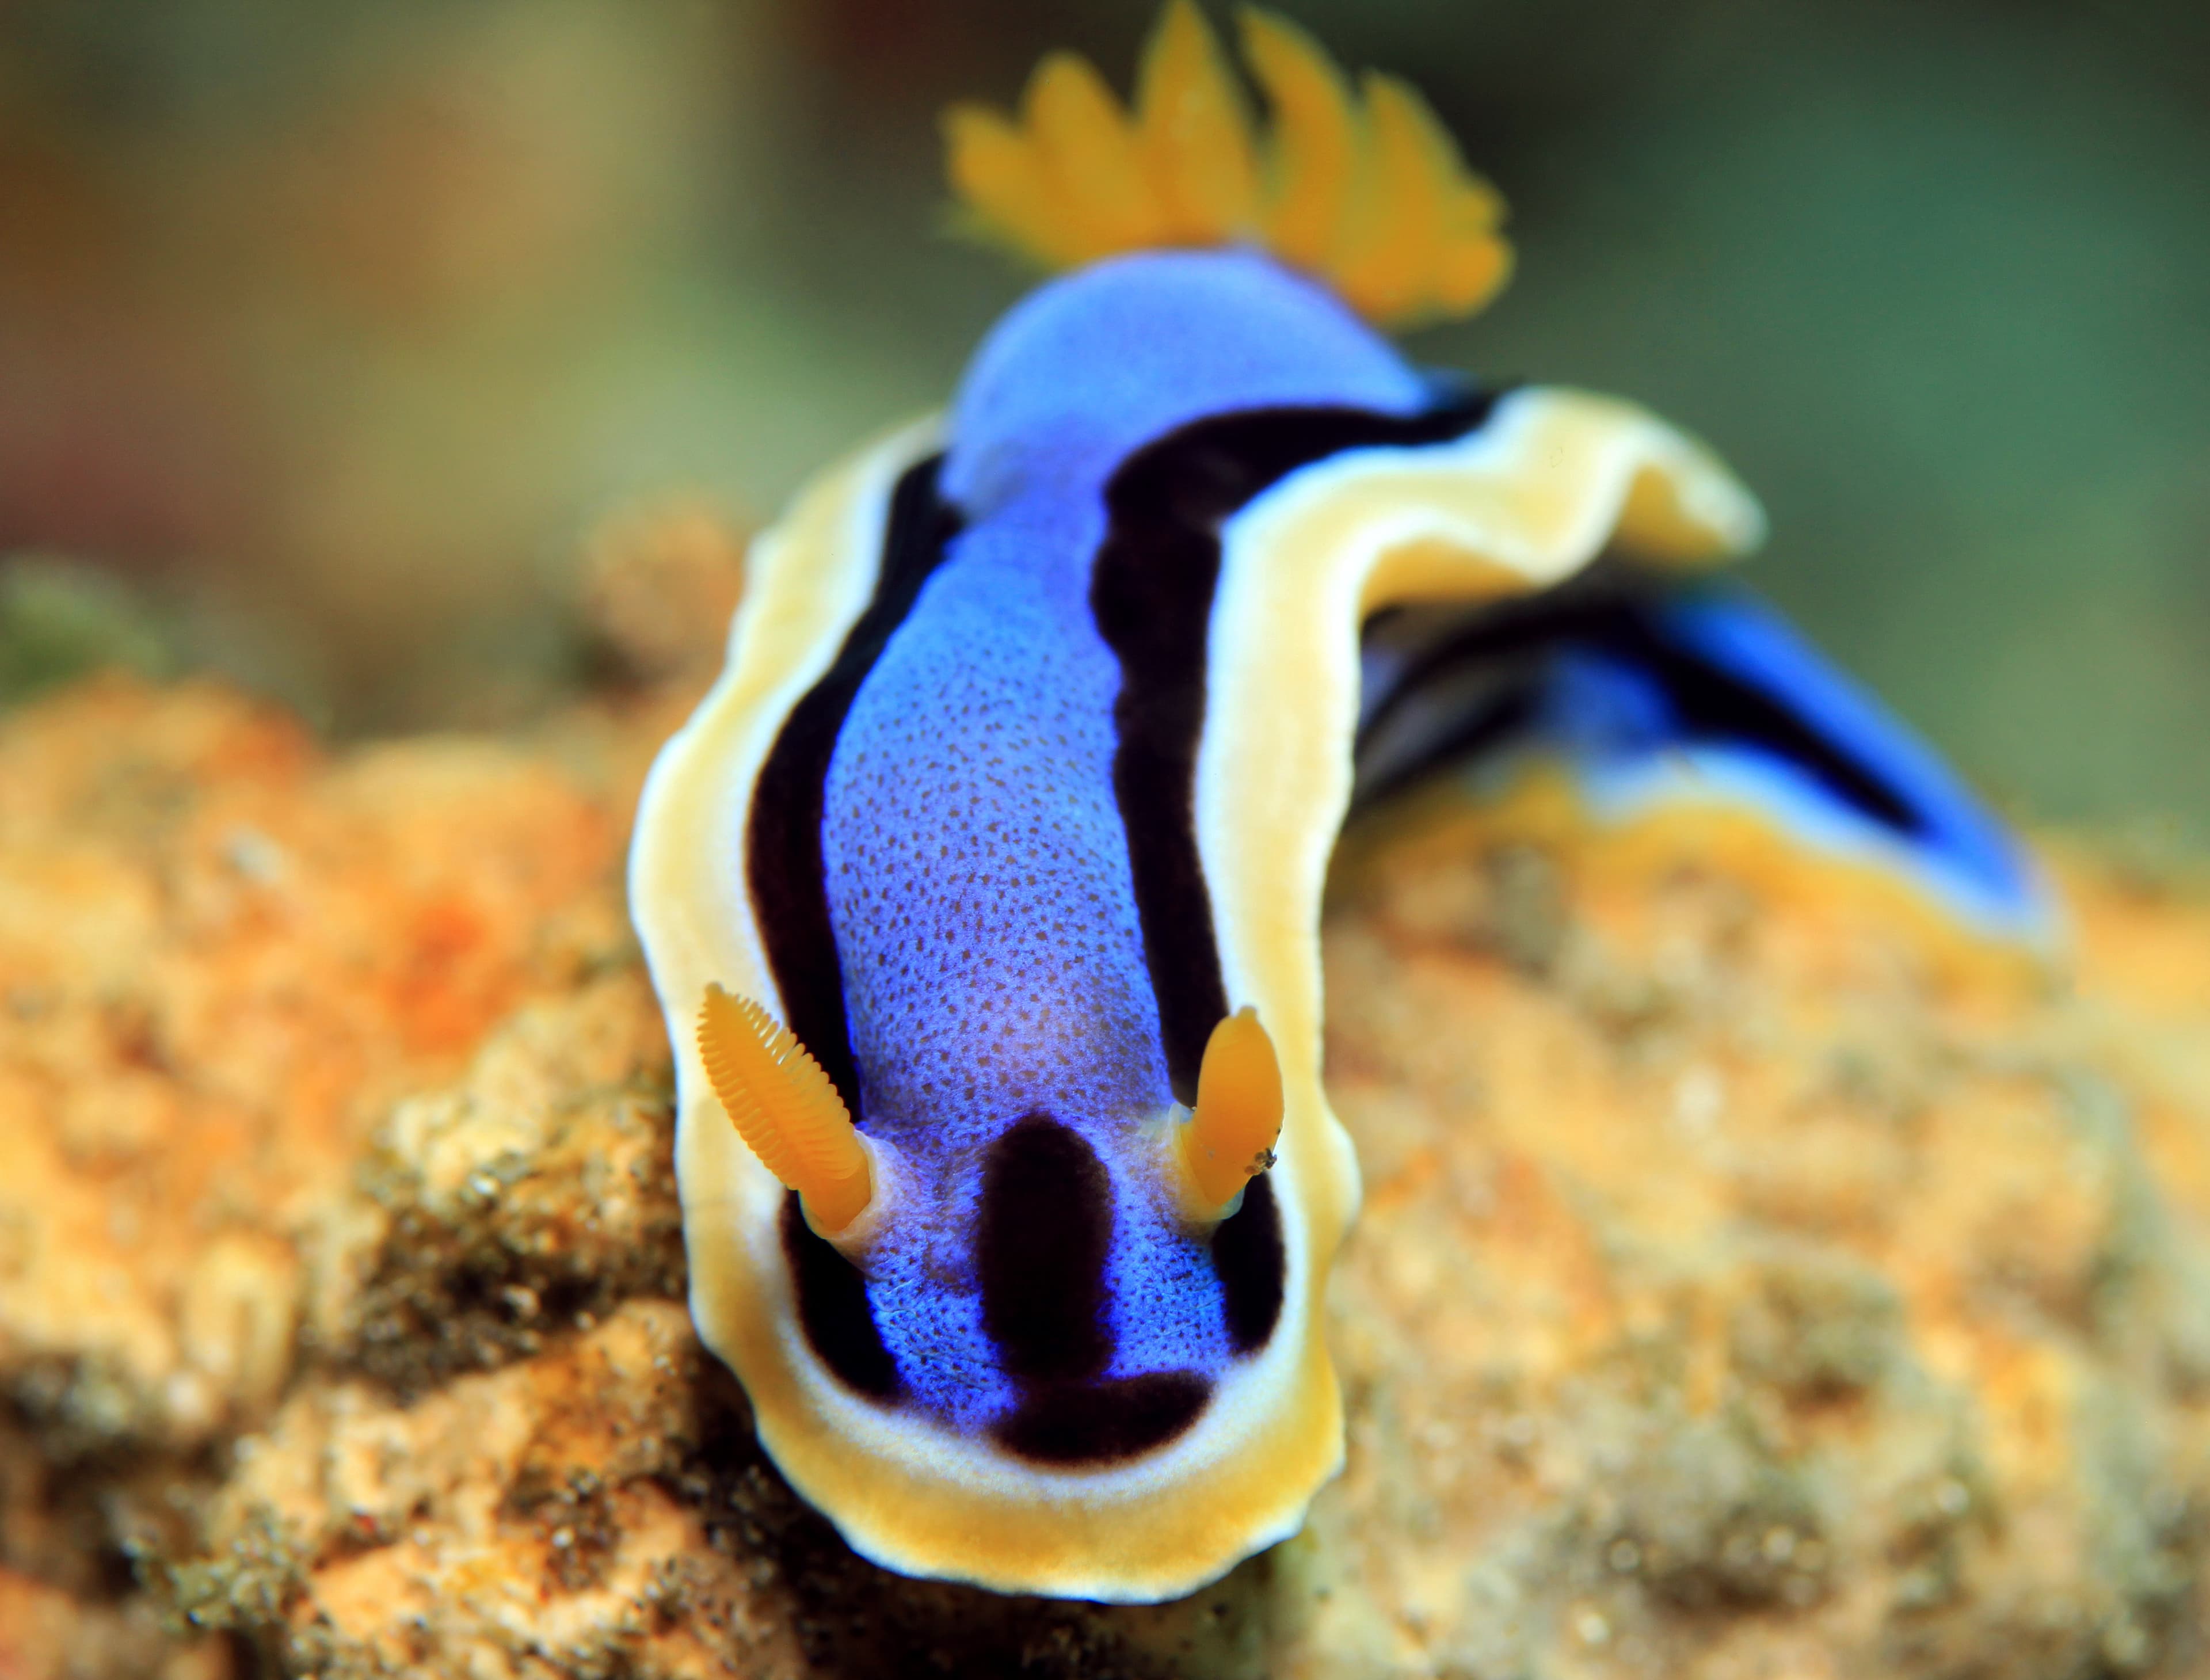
top-left (696, 984), bottom-right (872, 1233)
top-left (1181, 1006), bottom-right (1285, 1213)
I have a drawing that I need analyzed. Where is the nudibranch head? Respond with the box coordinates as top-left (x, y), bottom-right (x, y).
top-left (943, 1), bottom-right (1512, 331)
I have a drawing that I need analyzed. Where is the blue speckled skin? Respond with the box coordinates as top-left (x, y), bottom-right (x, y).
top-left (820, 250), bottom-right (1425, 1428)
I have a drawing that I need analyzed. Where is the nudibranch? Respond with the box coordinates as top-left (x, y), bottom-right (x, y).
top-left (630, 2), bottom-right (2048, 1602)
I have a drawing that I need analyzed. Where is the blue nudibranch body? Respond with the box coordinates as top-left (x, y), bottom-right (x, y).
top-left (630, 4), bottom-right (2048, 1602)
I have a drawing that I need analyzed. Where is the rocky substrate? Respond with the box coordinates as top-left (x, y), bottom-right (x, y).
top-left (5, 535), bottom-right (2210, 1677)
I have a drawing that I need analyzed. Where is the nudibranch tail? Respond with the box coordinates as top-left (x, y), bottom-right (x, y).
top-left (1182, 1007), bottom-right (1285, 1213)
top-left (696, 984), bottom-right (872, 1234)
top-left (944, 0), bottom-right (1510, 329)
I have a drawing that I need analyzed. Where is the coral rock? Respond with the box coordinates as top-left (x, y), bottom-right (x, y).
top-left (5, 666), bottom-right (2210, 1677)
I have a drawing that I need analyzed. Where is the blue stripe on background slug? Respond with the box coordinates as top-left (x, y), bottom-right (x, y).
top-left (1651, 589), bottom-right (2034, 908)
top-left (1358, 585), bottom-right (1918, 833)
top-left (1352, 580), bottom-right (2042, 925)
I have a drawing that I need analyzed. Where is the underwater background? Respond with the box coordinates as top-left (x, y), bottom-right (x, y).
top-left (1, 0), bottom-right (2205, 831)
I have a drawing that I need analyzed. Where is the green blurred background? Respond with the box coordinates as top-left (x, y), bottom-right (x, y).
top-left (2, 0), bottom-right (2205, 832)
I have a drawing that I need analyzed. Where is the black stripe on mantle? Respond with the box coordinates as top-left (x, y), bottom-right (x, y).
top-left (1089, 395), bottom-right (1496, 1104)
top-left (748, 454), bottom-right (962, 1116)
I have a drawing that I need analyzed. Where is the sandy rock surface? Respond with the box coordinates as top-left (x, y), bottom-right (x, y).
top-left (5, 546), bottom-right (2210, 1677)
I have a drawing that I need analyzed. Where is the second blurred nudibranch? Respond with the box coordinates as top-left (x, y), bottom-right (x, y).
top-left (629, 0), bottom-right (2054, 1608)
top-left (1351, 580), bottom-right (2053, 949)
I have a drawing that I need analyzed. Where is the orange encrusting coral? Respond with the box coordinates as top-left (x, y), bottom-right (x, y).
top-left (943, 1), bottom-right (1511, 332)
top-left (0, 674), bottom-right (621, 1461)
top-left (1181, 1005), bottom-right (1286, 1211)
top-left (696, 984), bottom-right (872, 1233)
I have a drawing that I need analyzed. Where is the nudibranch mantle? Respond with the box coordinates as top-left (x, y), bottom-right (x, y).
top-left (633, 249), bottom-right (1774, 1599)
top-left (631, 5), bottom-right (2048, 1606)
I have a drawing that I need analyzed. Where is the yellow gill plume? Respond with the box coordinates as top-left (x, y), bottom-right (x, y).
top-left (698, 984), bottom-right (873, 1235)
top-left (943, 1), bottom-right (1512, 331)
top-left (1179, 1006), bottom-right (1285, 1215)
top-left (1136, 0), bottom-right (1262, 244)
